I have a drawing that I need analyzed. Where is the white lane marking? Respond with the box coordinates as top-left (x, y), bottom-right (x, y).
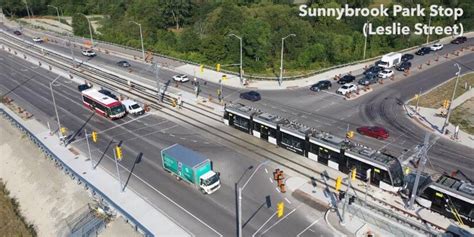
top-left (160, 124), bottom-right (178, 132)
top-left (264, 168), bottom-right (268, 174)
top-left (275, 187), bottom-right (280, 193)
top-left (296, 217), bottom-right (322, 237)
top-left (169, 134), bottom-right (175, 137)
top-left (269, 177), bottom-right (274, 184)
top-left (284, 198), bottom-right (291, 204)
top-left (260, 205), bottom-right (300, 235)
top-left (252, 212), bottom-right (276, 237)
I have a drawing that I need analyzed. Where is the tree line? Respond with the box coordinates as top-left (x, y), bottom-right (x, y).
top-left (2, 0), bottom-right (472, 76)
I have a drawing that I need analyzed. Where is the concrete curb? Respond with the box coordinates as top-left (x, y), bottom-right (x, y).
top-left (324, 209), bottom-right (348, 237)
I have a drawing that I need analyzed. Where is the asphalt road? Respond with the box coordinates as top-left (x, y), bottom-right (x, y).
top-left (0, 51), bottom-right (335, 236)
top-left (12, 24), bottom-right (473, 178)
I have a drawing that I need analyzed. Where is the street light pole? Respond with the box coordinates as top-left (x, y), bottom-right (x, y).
top-left (279, 34), bottom-right (296, 86)
top-left (49, 75), bottom-right (63, 142)
top-left (24, 1), bottom-right (31, 19)
top-left (84, 129), bottom-right (94, 169)
top-left (130, 21), bottom-right (145, 61)
top-left (442, 63), bottom-right (461, 134)
top-left (79, 13), bottom-right (94, 47)
top-left (363, 20), bottom-right (369, 60)
top-left (228, 34), bottom-right (243, 85)
top-left (238, 160), bottom-right (268, 237)
top-left (47, 5), bottom-right (60, 24)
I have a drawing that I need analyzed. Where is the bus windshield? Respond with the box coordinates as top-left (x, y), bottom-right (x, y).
top-left (110, 105), bottom-right (125, 115)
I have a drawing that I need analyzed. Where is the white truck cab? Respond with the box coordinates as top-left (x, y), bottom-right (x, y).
top-left (199, 170), bottom-right (221, 194)
top-left (122, 99), bottom-right (144, 116)
top-left (379, 52), bottom-right (402, 68)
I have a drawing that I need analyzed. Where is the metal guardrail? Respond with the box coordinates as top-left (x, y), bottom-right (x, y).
top-left (0, 109), bottom-right (154, 237)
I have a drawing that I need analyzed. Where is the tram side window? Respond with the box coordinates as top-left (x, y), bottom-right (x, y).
top-left (309, 143), bottom-right (320, 155)
top-left (450, 197), bottom-right (473, 218)
top-left (389, 163), bottom-right (404, 187)
top-left (281, 133), bottom-right (303, 151)
top-left (348, 158), bottom-right (372, 180)
top-left (234, 116), bottom-right (250, 129)
top-left (253, 123), bottom-right (261, 131)
top-left (268, 127), bottom-right (276, 138)
top-left (380, 169), bottom-right (391, 184)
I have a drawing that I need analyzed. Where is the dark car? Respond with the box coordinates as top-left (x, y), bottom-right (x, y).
top-left (310, 80), bottom-right (332, 92)
top-left (401, 54), bottom-right (414, 61)
top-left (358, 73), bottom-right (379, 86)
top-left (396, 61), bottom-right (412, 71)
top-left (98, 89), bottom-right (118, 100)
top-left (116, 60), bottom-right (131, 67)
top-left (451, 36), bottom-right (467, 44)
top-left (363, 65), bottom-right (383, 75)
top-left (337, 75), bottom-right (356, 84)
top-left (357, 126), bottom-right (389, 140)
top-left (415, 47), bottom-right (431, 56)
top-left (13, 30), bottom-right (21, 35)
top-left (78, 83), bottom-right (92, 92)
top-left (240, 91), bottom-right (261, 101)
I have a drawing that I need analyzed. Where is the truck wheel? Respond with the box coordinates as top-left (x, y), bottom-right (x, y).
top-left (200, 188), bottom-right (207, 194)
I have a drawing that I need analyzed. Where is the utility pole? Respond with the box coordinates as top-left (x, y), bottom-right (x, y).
top-left (130, 21), bottom-right (145, 61)
top-left (363, 20), bottom-right (369, 60)
top-left (228, 34), bottom-right (243, 85)
top-left (279, 34), bottom-right (296, 86)
top-left (24, 0), bottom-right (31, 19)
top-left (442, 63), bottom-right (461, 134)
top-left (340, 173), bottom-right (352, 225)
top-left (79, 13), bottom-right (94, 47)
top-left (155, 63), bottom-right (161, 102)
top-left (408, 133), bottom-right (431, 210)
top-left (426, 15), bottom-right (432, 44)
top-left (47, 5), bottom-right (61, 24)
top-left (68, 35), bottom-right (76, 67)
top-left (85, 129), bottom-right (94, 169)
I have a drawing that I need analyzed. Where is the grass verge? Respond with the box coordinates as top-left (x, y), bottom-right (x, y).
top-left (0, 179), bottom-right (37, 236)
top-left (450, 98), bottom-right (474, 135)
top-left (409, 73), bottom-right (474, 108)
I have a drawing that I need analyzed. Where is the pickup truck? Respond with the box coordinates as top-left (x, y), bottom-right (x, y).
top-left (122, 99), bottom-right (144, 116)
top-left (161, 144), bottom-right (221, 194)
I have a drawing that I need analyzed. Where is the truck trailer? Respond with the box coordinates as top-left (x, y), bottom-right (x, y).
top-left (161, 144), bottom-right (221, 194)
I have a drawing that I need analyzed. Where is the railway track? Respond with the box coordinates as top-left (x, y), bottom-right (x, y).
top-left (0, 33), bottom-right (445, 236)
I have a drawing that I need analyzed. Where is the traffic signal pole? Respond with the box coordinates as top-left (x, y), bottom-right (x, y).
top-left (85, 129), bottom-right (94, 169)
top-left (340, 170), bottom-right (355, 225)
top-left (113, 146), bottom-right (124, 192)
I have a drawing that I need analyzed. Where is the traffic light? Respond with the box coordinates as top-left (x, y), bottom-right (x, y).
top-left (351, 168), bottom-right (357, 181)
top-left (442, 99), bottom-right (450, 109)
top-left (346, 131), bottom-right (354, 139)
top-left (335, 176), bottom-right (342, 192)
top-left (339, 191), bottom-right (346, 200)
top-left (91, 131), bottom-right (98, 143)
top-left (277, 201), bottom-right (284, 218)
top-left (348, 196), bottom-right (355, 205)
top-left (216, 63), bottom-right (221, 72)
top-left (222, 74), bottom-right (227, 81)
top-left (115, 146), bottom-right (123, 161)
top-left (413, 94), bottom-right (419, 100)
top-left (200, 64), bottom-right (204, 73)
top-left (60, 127), bottom-right (67, 135)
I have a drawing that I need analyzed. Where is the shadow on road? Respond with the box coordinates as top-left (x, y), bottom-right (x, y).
top-left (122, 152), bottom-right (143, 192)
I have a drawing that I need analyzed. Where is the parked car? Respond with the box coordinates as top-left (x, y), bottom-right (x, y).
top-left (358, 74), bottom-right (379, 86)
top-left (172, 74), bottom-right (189, 82)
top-left (336, 83), bottom-right (358, 95)
top-left (77, 83), bottom-right (92, 92)
top-left (32, 37), bottom-right (43, 43)
top-left (337, 75), bottom-right (356, 84)
top-left (310, 80), bottom-right (332, 92)
top-left (13, 30), bottom-right (21, 35)
top-left (451, 36), bottom-right (467, 44)
top-left (116, 60), bottom-right (131, 67)
top-left (378, 69), bottom-right (394, 79)
top-left (81, 49), bottom-right (96, 57)
top-left (396, 61), bottom-right (412, 71)
top-left (357, 126), bottom-right (389, 140)
top-left (98, 89), bottom-right (118, 100)
top-left (415, 47), bottom-right (431, 56)
top-left (363, 65), bottom-right (383, 75)
top-left (430, 43), bottom-right (444, 51)
top-left (240, 91), bottom-right (261, 101)
top-left (401, 54), bottom-right (414, 61)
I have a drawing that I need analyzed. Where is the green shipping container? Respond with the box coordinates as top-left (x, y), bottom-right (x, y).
top-left (161, 144), bottom-right (212, 186)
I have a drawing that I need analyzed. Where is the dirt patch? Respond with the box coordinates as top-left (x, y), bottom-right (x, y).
top-left (410, 73), bottom-right (474, 108)
top-left (450, 98), bottom-right (474, 135)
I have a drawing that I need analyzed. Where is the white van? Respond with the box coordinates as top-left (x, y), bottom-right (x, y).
top-left (379, 52), bottom-right (402, 68)
top-left (122, 99), bottom-right (144, 116)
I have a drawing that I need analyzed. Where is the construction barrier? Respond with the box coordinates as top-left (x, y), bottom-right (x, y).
top-left (418, 64), bottom-right (423, 70)
top-left (426, 60), bottom-right (431, 66)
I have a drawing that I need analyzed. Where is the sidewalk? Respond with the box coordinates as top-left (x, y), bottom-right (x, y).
top-left (286, 177), bottom-right (426, 237)
top-left (407, 88), bottom-right (474, 148)
top-left (5, 15), bottom-right (474, 91)
top-left (0, 103), bottom-right (190, 237)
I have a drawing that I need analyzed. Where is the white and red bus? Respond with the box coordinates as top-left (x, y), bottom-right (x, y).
top-left (81, 89), bottom-right (125, 119)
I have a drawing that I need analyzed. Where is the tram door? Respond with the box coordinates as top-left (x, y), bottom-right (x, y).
top-left (371, 168), bottom-right (382, 186)
top-left (260, 125), bottom-right (269, 140)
